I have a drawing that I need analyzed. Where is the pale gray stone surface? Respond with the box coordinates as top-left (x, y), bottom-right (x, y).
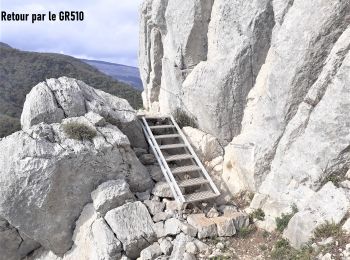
top-left (164, 218), bottom-right (182, 236)
top-left (169, 233), bottom-right (194, 260)
top-left (186, 214), bottom-right (217, 239)
top-left (140, 0), bottom-right (274, 144)
top-left (180, 223), bottom-right (197, 237)
top-left (105, 202), bottom-right (156, 259)
top-left (283, 183), bottom-right (350, 249)
top-left (144, 200), bottom-right (165, 216)
top-left (0, 118), bottom-right (152, 255)
top-left (182, 127), bottom-right (223, 162)
top-left (139, 242), bottom-right (162, 260)
top-left (21, 77), bottom-right (146, 148)
top-left (158, 238), bottom-right (173, 256)
top-left (152, 182), bottom-right (174, 198)
top-left (91, 179), bottom-right (135, 216)
top-left (0, 216), bottom-right (39, 260)
top-left (27, 204), bottom-right (122, 260)
top-left (211, 217), bottom-right (236, 237)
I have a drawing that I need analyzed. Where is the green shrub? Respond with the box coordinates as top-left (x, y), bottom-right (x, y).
top-left (249, 208), bottom-right (265, 222)
top-left (313, 221), bottom-right (343, 239)
top-left (271, 239), bottom-right (313, 260)
top-left (323, 174), bottom-right (342, 187)
top-left (63, 122), bottom-right (97, 141)
top-left (237, 225), bottom-right (257, 238)
top-left (172, 108), bottom-right (198, 128)
top-left (276, 204), bottom-right (298, 232)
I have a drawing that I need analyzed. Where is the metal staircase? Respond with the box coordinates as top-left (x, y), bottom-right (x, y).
top-left (139, 115), bottom-right (220, 203)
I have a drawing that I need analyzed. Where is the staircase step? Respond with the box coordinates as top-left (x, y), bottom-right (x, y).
top-left (159, 144), bottom-right (187, 149)
top-left (154, 134), bottom-right (181, 140)
top-left (178, 178), bottom-right (209, 188)
top-left (149, 125), bottom-right (176, 130)
top-left (184, 191), bottom-right (219, 203)
top-left (145, 116), bottom-right (170, 120)
top-left (165, 154), bottom-right (194, 162)
top-left (171, 165), bottom-right (201, 174)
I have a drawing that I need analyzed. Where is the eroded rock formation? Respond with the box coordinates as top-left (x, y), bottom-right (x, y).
top-left (140, 0), bottom-right (350, 249)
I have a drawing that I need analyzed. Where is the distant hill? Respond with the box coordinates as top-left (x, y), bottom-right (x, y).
top-left (0, 43), bottom-right (143, 138)
top-left (81, 59), bottom-right (143, 90)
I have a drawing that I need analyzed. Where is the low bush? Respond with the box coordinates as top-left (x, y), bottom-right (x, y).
top-left (63, 122), bottom-right (97, 141)
top-left (237, 225), bottom-right (257, 238)
top-left (249, 208), bottom-right (265, 222)
top-left (271, 239), bottom-right (313, 260)
top-left (172, 108), bottom-right (198, 128)
top-left (275, 204), bottom-right (298, 232)
top-left (313, 221), bottom-right (343, 240)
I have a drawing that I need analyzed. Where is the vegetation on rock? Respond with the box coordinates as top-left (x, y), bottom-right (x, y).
top-left (173, 108), bottom-right (198, 129)
top-left (249, 208), bottom-right (265, 222)
top-left (63, 122), bottom-right (97, 141)
top-left (275, 204), bottom-right (298, 232)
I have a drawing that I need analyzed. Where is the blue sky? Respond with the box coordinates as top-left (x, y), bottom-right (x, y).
top-left (0, 0), bottom-right (143, 66)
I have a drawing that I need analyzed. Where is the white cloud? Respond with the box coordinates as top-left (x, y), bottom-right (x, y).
top-left (0, 0), bottom-right (143, 66)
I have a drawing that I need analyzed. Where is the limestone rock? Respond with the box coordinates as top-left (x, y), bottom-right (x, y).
top-left (206, 207), bottom-right (220, 218)
top-left (139, 242), bottom-right (162, 260)
top-left (91, 218), bottom-right (123, 260)
top-left (211, 217), bottom-right (236, 237)
top-left (159, 238), bottom-right (173, 256)
top-left (136, 190), bottom-right (152, 201)
top-left (164, 218), bottom-right (182, 236)
top-left (91, 179), bottom-right (135, 216)
top-left (152, 182), bottom-right (174, 198)
top-left (84, 111), bottom-right (106, 127)
top-left (153, 222), bottom-right (166, 238)
top-left (105, 202), bottom-right (156, 258)
top-left (144, 200), bottom-right (166, 216)
top-left (0, 217), bottom-right (39, 260)
top-left (182, 127), bottom-right (223, 162)
top-left (139, 153), bottom-right (156, 165)
top-left (223, 0), bottom-right (350, 195)
top-left (140, 0), bottom-right (275, 144)
top-left (147, 165), bottom-right (165, 182)
top-left (343, 218), bottom-right (350, 234)
top-left (0, 118), bottom-right (152, 255)
top-left (27, 204), bottom-right (122, 260)
top-left (164, 199), bottom-right (182, 211)
top-left (187, 214), bottom-right (217, 239)
top-left (21, 77), bottom-right (146, 148)
top-left (223, 212), bottom-right (249, 231)
top-left (185, 242), bottom-right (197, 254)
top-left (153, 211), bottom-right (173, 223)
top-left (283, 183), bottom-right (350, 249)
top-left (180, 223), bottom-right (197, 237)
top-left (169, 233), bottom-right (194, 260)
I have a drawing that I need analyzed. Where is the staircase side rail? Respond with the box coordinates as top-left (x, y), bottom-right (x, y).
top-left (141, 117), bottom-right (186, 202)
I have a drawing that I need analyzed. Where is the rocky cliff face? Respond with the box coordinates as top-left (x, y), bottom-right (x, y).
top-left (139, 0), bottom-right (350, 248)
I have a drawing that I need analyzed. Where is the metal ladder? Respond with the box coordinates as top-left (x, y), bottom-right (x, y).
top-left (139, 115), bottom-right (220, 203)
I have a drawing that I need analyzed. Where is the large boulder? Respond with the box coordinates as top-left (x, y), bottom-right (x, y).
top-left (283, 183), bottom-right (350, 249)
top-left (21, 77), bottom-right (146, 148)
top-left (27, 204), bottom-right (123, 260)
top-left (0, 116), bottom-right (153, 255)
top-left (104, 202), bottom-right (156, 259)
top-left (182, 127), bottom-right (223, 162)
top-left (91, 179), bottom-right (135, 216)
